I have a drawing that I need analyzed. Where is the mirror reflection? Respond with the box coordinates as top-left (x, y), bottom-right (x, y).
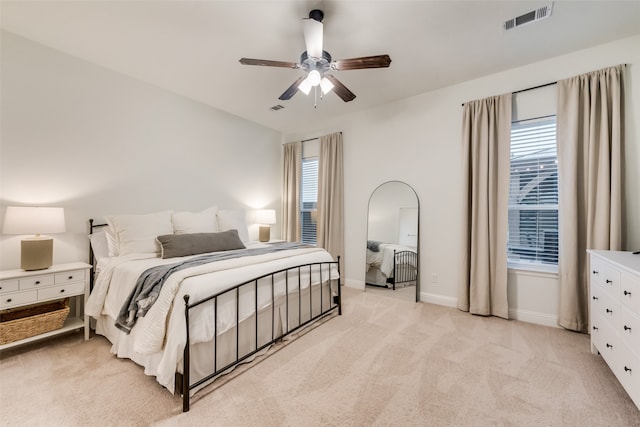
top-left (365, 181), bottom-right (419, 302)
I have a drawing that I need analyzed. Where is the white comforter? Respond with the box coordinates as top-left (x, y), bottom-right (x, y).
top-left (86, 243), bottom-right (338, 392)
top-left (366, 243), bottom-right (417, 277)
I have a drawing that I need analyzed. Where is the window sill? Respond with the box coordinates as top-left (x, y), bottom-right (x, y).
top-left (507, 261), bottom-right (558, 278)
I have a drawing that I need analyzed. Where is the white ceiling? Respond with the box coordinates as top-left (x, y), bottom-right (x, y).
top-left (2, 1), bottom-right (640, 134)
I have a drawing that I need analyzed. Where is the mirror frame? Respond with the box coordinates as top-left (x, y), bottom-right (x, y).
top-left (366, 180), bottom-right (420, 302)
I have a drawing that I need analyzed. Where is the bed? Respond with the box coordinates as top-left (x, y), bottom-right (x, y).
top-left (366, 241), bottom-right (417, 290)
top-left (85, 209), bottom-right (341, 412)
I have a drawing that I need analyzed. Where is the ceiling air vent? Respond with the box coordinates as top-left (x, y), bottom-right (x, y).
top-left (504, 3), bottom-right (553, 31)
top-left (270, 105), bottom-right (285, 111)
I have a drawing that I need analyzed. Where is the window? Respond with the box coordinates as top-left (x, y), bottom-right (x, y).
top-left (507, 116), bottom-right (558, 269)
top-left (301, 157), bottom-right (318, 245)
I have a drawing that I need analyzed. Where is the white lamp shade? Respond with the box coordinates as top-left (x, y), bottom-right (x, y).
top-left (2, 206), bottom-right (66, 235)
top-left (255, 209), bottom-right (276, 225)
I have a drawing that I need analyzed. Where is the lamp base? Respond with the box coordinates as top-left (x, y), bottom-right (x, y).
top-left (21, 237), bottom-right (53, 271)
top-left (259, 226), bottom-right (271, 242)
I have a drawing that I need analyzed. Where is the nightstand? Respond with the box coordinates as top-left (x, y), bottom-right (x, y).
top-left (0, 262), bottom-right (92, 350)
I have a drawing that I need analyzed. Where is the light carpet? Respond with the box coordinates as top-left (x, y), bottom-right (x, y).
top-left (1, 287), bottom-right (639, 426)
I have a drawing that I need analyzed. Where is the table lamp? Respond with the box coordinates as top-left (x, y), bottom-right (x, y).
top-left (2, 206), bottom-right (66, 270)
top-left (255, 209), bottom-right (276, 242)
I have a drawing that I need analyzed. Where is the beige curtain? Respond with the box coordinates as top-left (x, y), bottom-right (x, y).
top-left (459, 94), bottom-right (511, 319)
top-left (281, 141), bottom-right (301, 242)
top-left (317, 132), bottom-right (344, 265)
top-left (557, 65), bottom-right (625, 332)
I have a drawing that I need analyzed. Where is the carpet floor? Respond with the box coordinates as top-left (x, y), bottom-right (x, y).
top-left (1, 287), bottom-right (639, 426)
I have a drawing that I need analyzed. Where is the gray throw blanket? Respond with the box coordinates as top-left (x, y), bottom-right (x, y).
top-left (367, 240), bottom-right (381, 252)
top-left (115, 242), bottom-right (310, 333)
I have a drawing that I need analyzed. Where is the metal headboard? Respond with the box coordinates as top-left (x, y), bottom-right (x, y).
top-left (88, 218), bottom-right (109, 290)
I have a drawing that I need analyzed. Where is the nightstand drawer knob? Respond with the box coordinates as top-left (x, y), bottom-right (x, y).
top-left (60, 289), bottom-right (65, 293)
top-left (606, 279), bottom-right (613, 284)
top-left (625, 366), bottom-right (632, 373)
top-left (606, 343), bottom-right (613, 349)
top-left (6, 298), bottom-right (12, 303)
top-left (624, 290), bottom-right (631, 296)
top-left (35, 281), bottom-right (40, 285)
top-left (624, 325), bottom-right (632, 332)
top-left (68, 276), bottom-right (73, 280)
top-left (606, 308), bottom-right (613, 314)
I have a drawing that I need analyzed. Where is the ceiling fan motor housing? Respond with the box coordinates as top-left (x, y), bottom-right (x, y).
top-left (300, 50), bottom-right (332, 72)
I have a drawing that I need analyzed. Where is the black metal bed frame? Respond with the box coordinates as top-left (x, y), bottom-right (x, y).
top-left (88, 219), bottom-right (342, 413)
top-left (180, 260), bottom-right (341, 412)
top-left (390, 249), bottom-right (418, 290)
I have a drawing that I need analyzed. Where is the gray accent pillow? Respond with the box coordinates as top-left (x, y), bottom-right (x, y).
top-left (156, 230), bottom-right (246, 259)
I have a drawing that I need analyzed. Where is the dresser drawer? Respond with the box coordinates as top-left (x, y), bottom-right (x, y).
top-left (19, 274), bottom-right (55, 289)
top-left (592, 258), bottom-right (621, 296)
top-left (54, 270), bottom-right (85, 285)
top-left (621, 306), bottom-right (640, 357)
top-left (616, 343), bottom-right (640, 404)
top-left (621, 271), bottom-right (640, 313)
top-left (0, 279), bottom-right (19, 294)
top-left (0, 290), bottom-right (37, 309)
top-left (596, 287), bottom-right (620, 330)
top-left (37, 282), bottom-right (84, 301)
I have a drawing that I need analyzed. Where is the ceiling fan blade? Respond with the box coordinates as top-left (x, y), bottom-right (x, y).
top-left (278, 76), bottom-right (307, 100)
top-left (239, 58), bottom-right (299, 69)
top-left (324, 75), bottom-right (356, 102)
top-left (332, 55), bottom-right (392, 71)
top-left (303, 18), bottom-right (323, 58)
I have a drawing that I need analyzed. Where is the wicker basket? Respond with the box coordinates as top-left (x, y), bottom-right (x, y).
top-left (0, 299), bottom-right (70, 345)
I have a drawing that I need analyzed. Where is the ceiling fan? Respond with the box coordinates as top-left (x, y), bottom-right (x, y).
top-left (239, 9), bottom-right (391, 103)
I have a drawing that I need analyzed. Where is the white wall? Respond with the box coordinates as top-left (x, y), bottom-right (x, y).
top-left (286, 35), bottom-right (640, 326)
top-left (0, 31), bottom-right (282, 270)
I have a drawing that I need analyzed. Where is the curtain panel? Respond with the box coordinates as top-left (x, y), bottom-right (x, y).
top-left (317, 132), bottom-right (344, 267)
top-left (459, 94), bottom-right (512, 319)
top-left (281, 141), bottom-right (302, 242)
top-left (557, 64), bottom-right (625, 332)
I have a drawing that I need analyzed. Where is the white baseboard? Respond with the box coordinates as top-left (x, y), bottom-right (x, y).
top-left (420, 292), bottom-right (457, 308)
top-left (344, 279), bottom-right (365, 291)
top-left (508, 308), bottom-right (559, 328)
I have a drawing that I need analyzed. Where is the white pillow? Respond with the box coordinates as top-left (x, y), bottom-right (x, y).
top-left (105, 211), bottom-right (173, 256)
top-left (216, 209), bottom-right (249, 243)
top-left (88, 230), bottom-right (109, 262)
top-left (172, 207), bottom-right (218, 234)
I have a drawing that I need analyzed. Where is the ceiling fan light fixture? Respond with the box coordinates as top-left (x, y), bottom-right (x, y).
top-left (298, 77), bottom-right (312, 95)
top-left (320, 77), bottom-right (334, 95)
top-left (307, 70), bottom-right (321, 86)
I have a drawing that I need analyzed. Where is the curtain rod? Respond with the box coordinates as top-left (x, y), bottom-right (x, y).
top-left (301, 131), bottom-right (342, 143)
top-left (461, 81), bottom-right (557, 106)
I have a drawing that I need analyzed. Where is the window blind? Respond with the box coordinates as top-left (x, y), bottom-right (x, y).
top-left (507, 117), bottom-right (558, 266)
top-left (301, 157), bottom-right (318, 245)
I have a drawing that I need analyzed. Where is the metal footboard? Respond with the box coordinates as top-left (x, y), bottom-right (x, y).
top-left (180, 258), bottom-right (341, 412)
top-left (391, 250), bottom-right (418, 290)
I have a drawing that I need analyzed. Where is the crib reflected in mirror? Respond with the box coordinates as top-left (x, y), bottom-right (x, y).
top-left (365, 181), bottom-right (419, 302)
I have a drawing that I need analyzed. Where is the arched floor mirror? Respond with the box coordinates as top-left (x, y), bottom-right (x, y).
top-left (365, 181), bottom-right (419, 302)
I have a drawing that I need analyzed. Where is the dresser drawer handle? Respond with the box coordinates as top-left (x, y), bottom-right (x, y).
top-left (624, 366), bottom-right (632, 373)
top-left (593, 270), bottom-right (599, 275)
top-left (606, 343), bottom-right (613, 349)
top-left (35, 281), bottom-right (41, 285)
top-left (624, 325), bottom-right (632, 332)
top-left (606, 279), bottom-right (613, 284)
top-left (6, 298), bottom-right (12, 303)
top-left (68, 275), bottom-right (74, 280)
top-left (606, 308), bottom-right (613, 314)
top-left (60, 289), bottom-right (65, 293)
top-left (592, 296), bottom-right (598, 300)
top-left (592, 326), bottom-right (599, 331)
top-left (623, 290), bottom-right (631, 296)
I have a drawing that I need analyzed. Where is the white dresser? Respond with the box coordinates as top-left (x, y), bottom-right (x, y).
top-left (589, 250), bottom-right (640, 409)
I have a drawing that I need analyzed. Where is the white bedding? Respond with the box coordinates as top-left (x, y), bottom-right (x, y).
top-left (366, 243), bottom-right (417, 277)
top-left (86, 242), bottom-right (338, 393)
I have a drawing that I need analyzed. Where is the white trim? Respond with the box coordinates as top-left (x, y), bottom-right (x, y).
top-left (508, 307), bottom-right (559, 328)
top-left (508, 265), bottom-right (558, 278)
top-left (420, 292), bottom-right (457, 308)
